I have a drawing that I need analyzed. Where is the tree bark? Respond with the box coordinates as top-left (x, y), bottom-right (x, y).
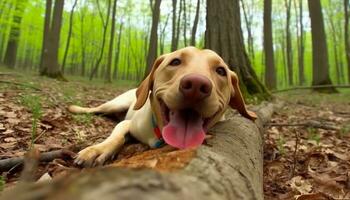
top-left (308, 0), bottom-right (336, 92)
top-left (345, 0), bottom-right (350, 83)
top-left (263, 0), bottom-right (276, 90)
top-left (190, 0), bottom-right (200, 46)
top-left (105, 0), bottom-right (118, 83)
top-left (4, 0), bottom-right (26, 68)
top-left (40, 0), bottom-right (65, 80)
top-left (61, 0), bottom-right (78, 74)
top-left (205, 0), bottom-right (270, 100)
top-left (145, 0), bottom-right (161, 75)
top-left (285, 0), bottom-right (293, 86)
top-left (1, 102), bottom-right (280, 200)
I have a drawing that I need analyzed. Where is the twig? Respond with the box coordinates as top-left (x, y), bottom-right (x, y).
top-left (268, 120), bottom-right (340, 131)
top-left (0, 80), bottom-right (41, 91)
top-left (33, 130), bottom-right (47, 143)
top-left (272, 84), bottom-right (350, 93)
top-left (291, 130), bottom-right (299, 178)
top-left (0, 149), bottom-right (76, 172)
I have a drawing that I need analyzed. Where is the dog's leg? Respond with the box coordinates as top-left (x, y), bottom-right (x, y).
top-left (68, 89), bottom-right (136, 115)
top-left (74, 120), bottom-right (131, 167)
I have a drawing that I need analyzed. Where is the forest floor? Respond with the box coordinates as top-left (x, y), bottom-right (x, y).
top-left (1, 67), bottom-right (350, 199)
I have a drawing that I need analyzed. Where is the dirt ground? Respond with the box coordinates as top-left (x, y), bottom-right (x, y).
top-left (1, 70), bottom-right (350, 199)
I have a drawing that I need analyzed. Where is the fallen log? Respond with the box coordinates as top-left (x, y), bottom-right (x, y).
top-left (1, 102), bottom-right (280, 200)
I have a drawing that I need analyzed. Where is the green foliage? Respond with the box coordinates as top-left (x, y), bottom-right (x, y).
top-left (276, 136), bottom-right (286, 155)
top-left (307, 127), bottom-right (321, 145)
top-left (0, 175), bottom-right (4, 191)
top-left (19, 94), bottom-right (42, 148)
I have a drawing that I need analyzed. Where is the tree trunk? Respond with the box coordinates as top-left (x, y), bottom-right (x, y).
top-left (105, 0), bottom-right (118, 83)
top-left (160, 13), bottom-right (170, 55)
top-left (145, 0), bottom-right (161, 75)
top-left (263, 0), bottom-right (276, 90)
top-left (241, 0), bottom-right (255, 60)
top-left (182, 0), bottom-right (187, 46)
top-left (61, 0), bottom-right (78, 74)
top-left (171, 0), bottom-right (177, 51)
top-left (205, 0), bottom-right (270, 100)
top-left (326, 4), bottom-right (342, 84)
top-left (175, 0), bottom-right (182, 50)
top-left (2, 102), bottom-right (280, 200)
top-left (297, 0), bottom-right (305, 85)
top-left (285, 0), bottom-right (293, 86)
top-left (80, 7), bottom-right (86, 77)
top-left (40, 0), bottom-right (52, 73)
top-left (308, 0), bottom-right (336, 92)
top-left (40, 0), bottom-right (65, 80)
top-left (113, 22), bottom-right (123, 80)
top-left (190, 0), bottom-right (200, 46)
top-left (4, 0), bottom-right (26, 68)
top-left (345, 0), bottom-right (350, 83)
top-left (89, 0), bottom-right (112, 80)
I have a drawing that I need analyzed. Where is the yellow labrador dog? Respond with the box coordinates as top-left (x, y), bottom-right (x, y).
top-left (69, 47), bottom-right (257, 167)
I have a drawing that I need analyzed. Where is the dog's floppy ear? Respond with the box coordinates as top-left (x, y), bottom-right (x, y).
top-left (134, 55), bottom-right (166, 110)
top-left (229, 71), bottom-right (257, 121)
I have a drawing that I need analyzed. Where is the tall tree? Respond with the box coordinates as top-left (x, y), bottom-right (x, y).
top-left (263, 0), bottom-right (276, 89)
top-left (40, 0), bottom-right (65, 79)
top-left (206, 0), bottom-right (270, 99)
top-left (145, 0), bottom-right (161, 75)
top-left (61, 0), bottom-right (78, 73)
top-left (308, 0), bottom-right (336, 92)
top-left (345, 0), bottom-right (350, 83)
top-left (171, 0), bottom-right (178, 51)
top-left (40, 0), bottom-right (52, 72)
top-left (285, 0), bottom-right (293, 85)
top-left (89, 0), bottom-right (112, 80)
top-left (190, 0), bottom-right (200, 46)
top-left (241, 0), bottom-right (255, 60)
top-left (160, 13), bottom-right (170, 54)
top-left (113, 22), bottom-right (123, 80)
top-left (296, 0), bottom-right (305, 85)
top-left (105, 0), bottom-right (118, 83)
top-left (4, 0), bottom-right (26, 68)
top-left (182, 0), bottom-right (187, 46)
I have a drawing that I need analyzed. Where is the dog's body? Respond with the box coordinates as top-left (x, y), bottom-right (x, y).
top-left (69, 47), bottom-right (257, 167)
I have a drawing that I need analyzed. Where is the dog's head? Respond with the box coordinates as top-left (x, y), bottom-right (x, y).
top-left (134, 47), bottom-right (257, 149)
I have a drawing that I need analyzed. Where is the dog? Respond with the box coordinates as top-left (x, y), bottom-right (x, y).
top-left (69, 46), bottom-right (257, 167)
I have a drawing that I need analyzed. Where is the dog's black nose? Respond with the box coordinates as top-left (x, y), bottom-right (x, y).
top-left (179, 74), bottom-right (212, 101)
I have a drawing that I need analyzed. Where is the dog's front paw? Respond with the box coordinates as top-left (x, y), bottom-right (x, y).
top-left (74, 144), bottom-right (117, 167)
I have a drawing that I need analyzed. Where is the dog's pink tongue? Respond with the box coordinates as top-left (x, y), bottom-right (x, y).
top-left (162, 110), bottom-right (205, 149)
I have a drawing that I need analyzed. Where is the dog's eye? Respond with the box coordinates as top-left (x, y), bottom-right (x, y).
top-left (169, 58), bottom-right (181, 66)
top-left (216, 67), bottom-right (227, 76)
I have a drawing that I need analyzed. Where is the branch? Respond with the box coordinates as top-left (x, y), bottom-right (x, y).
top-left (0, 149), bottom-right (76, 172)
